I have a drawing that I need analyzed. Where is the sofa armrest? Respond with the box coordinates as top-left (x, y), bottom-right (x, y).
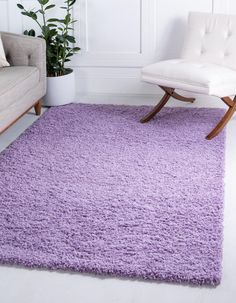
top-left (1, 32), bottom-right (46, 83)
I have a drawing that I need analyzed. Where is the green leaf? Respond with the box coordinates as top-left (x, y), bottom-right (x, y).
top-left (21, 11), bottom-right (32, 17)
top-left (23, 29), bottom-right (36, 37)
top-left (29, 29), bottom-right (36, 36)
top-left (45, 4), bottom-right (55, 10)
top-left (22, 11), bottom-right (38, 20)
top-left (47, 18), bottom-right (59, 22)
top-left (38, 0), bottom-right (49, 5)
top-left (17, 3), bottom-right (24, 9)
top-left (64, 14), bottom-right (71, 24)
top-left (69, 0), bottom-right (76, 7)
top-left (58, 19), bottom-right (66, 24)
top-left (65, 35), bottom-right (75, 43)
top-left (73, 47), bottom-right (80, 52)
top-left (31, 12), bottom-right (38, 20)
top-left (56, 35), bottom-right (65, 43)
top-left (49, 29), bottom-right (58, 36)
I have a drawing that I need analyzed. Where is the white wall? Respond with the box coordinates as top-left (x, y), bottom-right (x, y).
top-left (0, 0), bottom-right (236, 99)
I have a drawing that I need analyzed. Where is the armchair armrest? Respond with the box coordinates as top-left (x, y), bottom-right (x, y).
top-left (1, 32), bottom-right (46, 83)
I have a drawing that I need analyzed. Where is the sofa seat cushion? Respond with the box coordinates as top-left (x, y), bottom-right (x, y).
top-left (0, 66), bottom-right (40, 111)
top-left (142, 59), bottom-right (236, 97)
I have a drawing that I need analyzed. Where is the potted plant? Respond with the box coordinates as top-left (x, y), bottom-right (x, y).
top-left (17, 0), bottom-right (80, 106)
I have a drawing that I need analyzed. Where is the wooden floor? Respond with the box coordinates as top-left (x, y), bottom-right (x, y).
top-left (0, 100), bottom-right (236, 303)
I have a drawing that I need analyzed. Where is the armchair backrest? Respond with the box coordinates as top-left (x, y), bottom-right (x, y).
top-left (181, 12), bottom-right (236, 70)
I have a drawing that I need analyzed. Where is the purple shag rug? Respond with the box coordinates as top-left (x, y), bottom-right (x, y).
top-left (0, 104), bottom-right (225, 286)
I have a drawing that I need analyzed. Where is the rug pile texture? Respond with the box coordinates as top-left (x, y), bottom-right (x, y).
top-left (0, 104), bottom-right (225, 285)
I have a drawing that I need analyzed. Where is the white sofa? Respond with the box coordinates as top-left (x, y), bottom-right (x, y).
top-left (0, 32), bottom-right (46, 134)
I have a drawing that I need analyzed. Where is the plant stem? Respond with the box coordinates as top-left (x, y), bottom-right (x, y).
top-left (61, 0), bottom-right (70, 73)
top-left (41, 4), bottom-right (46, 27)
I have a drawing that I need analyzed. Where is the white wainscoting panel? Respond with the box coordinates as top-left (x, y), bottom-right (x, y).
top-left (72, 0), bottom-right (157, 67)
top-left (83, 0), bottom-right (141, 53)
top-left (0, 0), bottom-right (8, 31)
top-left (228, 0), bottom-right (236, 14)
top-left (0, 0), bottom-right (233, 98)
top-left (213, 0), bottom-right (229, 14)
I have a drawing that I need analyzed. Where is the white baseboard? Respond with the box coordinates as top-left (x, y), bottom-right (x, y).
top-left (75, 93), bottom-right (160, 105)
top-left (75, 92), bottom-right (227, 108)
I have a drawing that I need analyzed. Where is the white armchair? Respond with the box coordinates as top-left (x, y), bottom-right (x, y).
top-left (141, 12), bottom-right (236, 140)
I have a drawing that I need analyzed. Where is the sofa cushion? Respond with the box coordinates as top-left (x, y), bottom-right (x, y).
top-left (142, 59), bottom-right (236, 97)
top-left (0, 66), bottom-right (40, 111)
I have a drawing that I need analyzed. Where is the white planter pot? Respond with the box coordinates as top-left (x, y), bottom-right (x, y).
top-left (44, 69), bottom-right (75, 106)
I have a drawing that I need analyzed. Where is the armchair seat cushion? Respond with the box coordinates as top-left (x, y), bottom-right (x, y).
top-left (142, 59), bottom-right (236, 97)
top-left (0, 66), bottom-right (40, 111)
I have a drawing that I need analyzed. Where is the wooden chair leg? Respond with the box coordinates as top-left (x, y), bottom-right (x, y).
top-left (140, 86), bottom-right (235, 139)
top-left (140, 90), bottom-right (173, 123)
top-left (34, 99), bottom-right (42, 116)
top-left (160, 86), bottom-right (195, 103)
top-left (172, 92), bottom-right (195, 103)
top-left (140, 86), bottom-right (195, 124)
top-left (206, 96), bottom-right (236, 140)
